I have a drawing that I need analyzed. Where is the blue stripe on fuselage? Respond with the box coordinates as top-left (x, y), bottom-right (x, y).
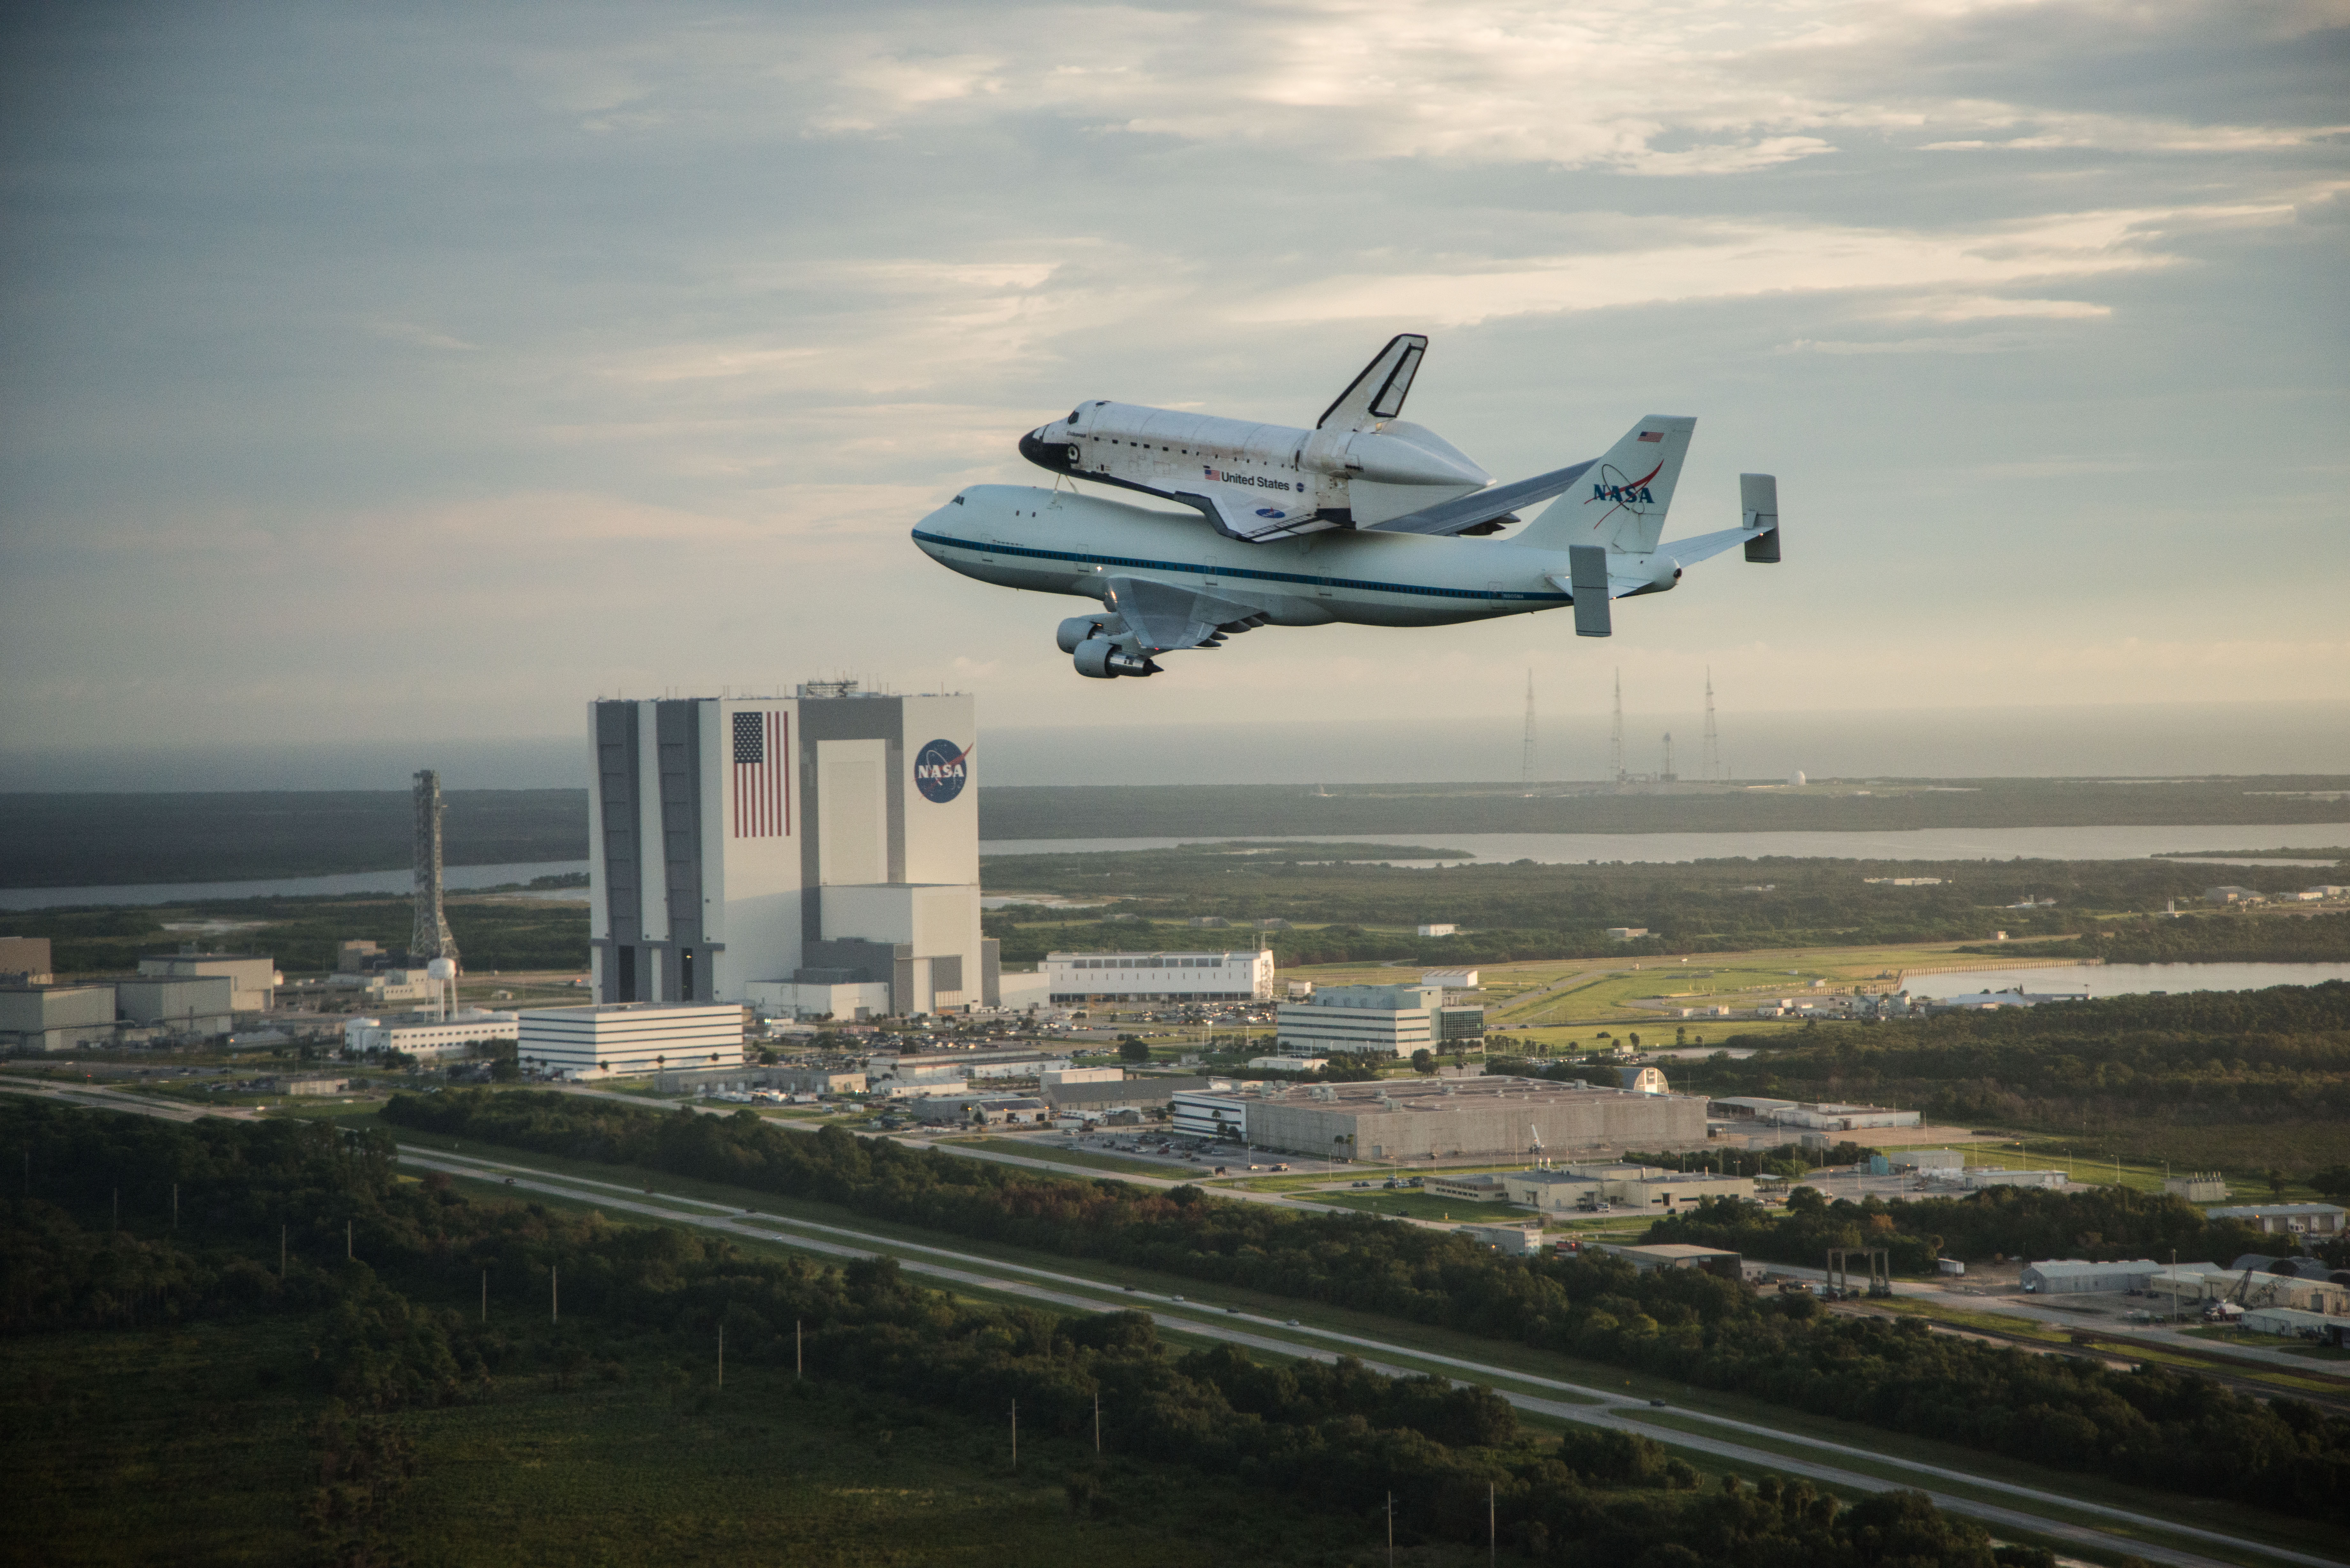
top-left (909, 528), bottom-right (1570, 604)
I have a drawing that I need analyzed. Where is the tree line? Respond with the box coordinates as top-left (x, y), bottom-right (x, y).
top-left (1702, 981), bottom-right (2350, 1134)
top-left (380, 1089), bottom-right (2350, 1522)
top-left (4, 1097), bottom-right (2041, 1568)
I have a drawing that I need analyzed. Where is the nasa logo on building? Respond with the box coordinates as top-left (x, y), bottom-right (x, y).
top-left (913, 739), bottom-right (973, 803)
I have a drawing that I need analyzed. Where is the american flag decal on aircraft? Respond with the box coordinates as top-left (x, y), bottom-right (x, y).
top-left (732, 710), bottom-right (790, 838)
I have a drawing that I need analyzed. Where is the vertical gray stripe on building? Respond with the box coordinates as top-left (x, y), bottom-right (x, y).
top-left (594, 700), bottom-right (642, 1004)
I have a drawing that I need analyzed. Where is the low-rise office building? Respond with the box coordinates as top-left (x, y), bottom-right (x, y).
top-left (908, 1092), bottom-right (1050, 1125)
top-left (137, 952), bottom-right (278, 1013)
top-left (0, 984), bottom-right (118, 1051)
top-left (113, 975), bottom-right (236, 1035)
top-left (1275, 983), bottom-right (1441, 1059)
top-left (1508, 1166), bottom-right (1755, 1213)
top-left (1172, 1075), bottom-right (1704, 1161)
top-left (518, 1003), bottom-right (746, 1080)
top-left (344, 1010), bottom-right (520, 1061)
top-left (1044, 949), bottom-right (1275, 1005)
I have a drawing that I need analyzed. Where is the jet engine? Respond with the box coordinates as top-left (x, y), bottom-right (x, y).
top-left (1072, 640), bottom-right (1159, 679)
top-left (1056, 614), bottom-right (1110, 653)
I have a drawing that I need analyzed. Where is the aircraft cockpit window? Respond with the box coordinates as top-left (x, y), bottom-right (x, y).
top-left (1067, 409), bottom-right (1083, 424)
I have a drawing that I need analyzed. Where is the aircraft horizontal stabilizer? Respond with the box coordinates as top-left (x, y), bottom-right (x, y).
top-left (1366, 459), bottom-right (1599, 538)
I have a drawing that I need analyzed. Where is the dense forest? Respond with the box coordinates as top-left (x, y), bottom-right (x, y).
top-left (0, 790), bottom-right (587, 888)
top-left (980, 847), bottom-right (2331, 967)
top-left (1966, 912), bottom-right (2350, 965)
top-left (1641, 1184), bottom-right (2332, 1275)
top-left (381, 1089), bottom-right (2350, 1522)
top-left (1, 890), bottom-right (588, 976)
top-left (1692, 982), bottom-right (2350, 1139)
top-left (3, 1098), bottom-right (2042, 1567)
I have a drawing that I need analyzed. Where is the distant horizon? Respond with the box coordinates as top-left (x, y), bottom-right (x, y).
top-left (5, 698), bottom-right (2346, 791)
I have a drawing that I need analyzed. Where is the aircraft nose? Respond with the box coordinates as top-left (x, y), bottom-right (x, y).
top-left (1019, 427), bottom-right (1075, 471)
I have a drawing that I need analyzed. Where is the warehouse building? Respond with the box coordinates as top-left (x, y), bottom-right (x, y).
top-left (0, 937), bottom-right (54, 984)
top-left (136, 951), bottom-right (278, 1013)
top-left (1507, 1165), bottom-right (1756, 1213)
top-left (2021, 1259), bottom-right (2162, 1295)
top-left (113, 975), bottom-right (236, 1036)
top-left (1707, 1096), bottom-right (1921, 1132)
top-left (1275, 983), bottom-right (1441, 1058)
top-left (1171, 1075), bottom-right (1704, 1161)
top-left (518, 1003), bottom-right (745, 1079)
top-left (343, 1009), bottom-right (520, 1061)
top-left (2206, 1203), bottom-right (2346, 1237)
top-left (1043, 949), bottom-right (1274, 1004)
top-left (0, 984), bottom-right (119, 1051)
top-left (588, 683), bottom-right (991, 1017)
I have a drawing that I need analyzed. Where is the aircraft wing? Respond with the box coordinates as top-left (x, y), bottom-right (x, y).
top-left (1102, 576), bottom-right (1273, 655)
top-left (1365, 459), bottom-right (1598, 537)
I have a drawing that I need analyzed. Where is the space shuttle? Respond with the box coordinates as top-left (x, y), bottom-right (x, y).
top-left (917, 334), bottom-right (1781, 678)
top-left (1019, 333), bottom-right (1608, 543)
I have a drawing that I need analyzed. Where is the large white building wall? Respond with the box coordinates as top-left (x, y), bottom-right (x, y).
top-left (817, 739), bottom-right (889, 885)
top-left (634, 700), bottom-right (668, 974)
top-left (707, 697), bottom-right (804, 999)
top-left (898, 694), bottom-right (979, 886)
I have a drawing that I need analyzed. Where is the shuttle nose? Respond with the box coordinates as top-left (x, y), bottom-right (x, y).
top-left (1019, 427), bottom-right (1076, 472)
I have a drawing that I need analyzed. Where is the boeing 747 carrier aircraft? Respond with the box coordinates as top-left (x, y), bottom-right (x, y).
top-left (912, 334), bottom-right (1781, 679)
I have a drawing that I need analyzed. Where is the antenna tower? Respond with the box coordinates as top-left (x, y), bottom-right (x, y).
top-left (1661, 732), bottom-right (1675, 783)
top-left (411, 769), bottom-right (459, 965)
top-left (1609, 669), bottom-right (1626, 786)
top-left (1702, 668), bottom-right (1721, 781)
top-left (1519, 670), bottom-right (1537, 796)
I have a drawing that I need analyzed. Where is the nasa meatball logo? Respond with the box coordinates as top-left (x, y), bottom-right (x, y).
top-left (913, 739), bottom-right (973, 803)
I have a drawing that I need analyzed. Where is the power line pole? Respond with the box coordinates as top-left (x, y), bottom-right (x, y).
top-left (551, 1265), bottom-right (558, 1324)
top-left (1010, 1399), bottom-right (1019, 1469)
top-left (1702, 667), bottom-right (1721, 781)
top-left (796, 1319), bottom-right (803, 1379)
top-left (1609, 669), bottom-right (1626, 786)
top-left (1387, 1492), bottom-right (1395, 1567)
top-left (717, 1324), bottom-right (724, 1390)
top-left (1094, 1390), bottom-right (1102, 1453)
top-left (1519, 669), bottom-right (1537, 796)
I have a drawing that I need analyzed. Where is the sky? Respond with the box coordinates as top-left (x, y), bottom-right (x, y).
top-left (2, 1), bottom-right (2346, 786)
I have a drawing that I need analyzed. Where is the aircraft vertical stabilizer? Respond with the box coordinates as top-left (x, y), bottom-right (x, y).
top-left (1520, 416), bottom-right (1694, 554)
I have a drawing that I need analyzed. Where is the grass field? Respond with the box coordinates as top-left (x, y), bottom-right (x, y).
top-left (1, 1315), bottom-right (1445, 1567)
top-left (954, 1138), bottom-right (1181, 1178)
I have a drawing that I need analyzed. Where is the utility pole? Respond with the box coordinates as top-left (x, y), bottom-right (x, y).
top-left (1387, 1492), bottom-right (1395, 1567)
top-left (717, 1324), bottom-right (724, 1389)
top-left (551, 1265), bottom-right (558, 1324)
top-left (1609, 670), bottom-right (1626, 786)
top-left (1011, 1399), bottom-right (1019, 1469)
top-left (796, 1319), bottom-right (803, 1379)
top-left (481, 1270), bottom-right (487, 1323)
top-left (1094, 1390), bottom-right (1102, 1453)
top-left (1519, 669), bottom-right (1537, 797)
top-left (1702, 667), bottom-right (1720, 781)
top-left (346, 1220), bottom-right (352, 1261)
top-left (1489, 1480), bottom-right (1497, 1566)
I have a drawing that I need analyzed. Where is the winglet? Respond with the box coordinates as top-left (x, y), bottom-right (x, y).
top-left (1318, 334), bottom-right (1428, 432)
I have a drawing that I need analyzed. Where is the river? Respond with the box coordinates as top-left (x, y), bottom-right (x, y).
top-left (0, 860), bottom-right (591, 912)
top-left (978, 824), bottom-right (2350, 865)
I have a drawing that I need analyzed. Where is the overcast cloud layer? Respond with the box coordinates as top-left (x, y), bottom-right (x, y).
top-left (2, 1), bottom-right (2346, 775)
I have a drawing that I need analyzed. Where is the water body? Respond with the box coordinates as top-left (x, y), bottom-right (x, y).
top-left (979, 824), bottom-right (2350, 865)
top-left (1901, 962), bottom-right (2350, 999)
top-left (0, 860), bottom-right (589, 912)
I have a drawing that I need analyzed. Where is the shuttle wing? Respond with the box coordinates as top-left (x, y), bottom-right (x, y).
top-left (1365, 459), bottom-right (1598, 537)
top-left (1170, 487), bottom-right (1331, 544)
top-left (1103, 575), bottom-right (1273, 655)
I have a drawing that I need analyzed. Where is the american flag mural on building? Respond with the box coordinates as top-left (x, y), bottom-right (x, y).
top-left (732, 710), bottom-right (790, 838)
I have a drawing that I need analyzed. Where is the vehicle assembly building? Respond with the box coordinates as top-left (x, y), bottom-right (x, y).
top-left (587, 682), bottom-right (989, 1017)
top-left (1172, 1075), bottom-right (1706, 1161)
